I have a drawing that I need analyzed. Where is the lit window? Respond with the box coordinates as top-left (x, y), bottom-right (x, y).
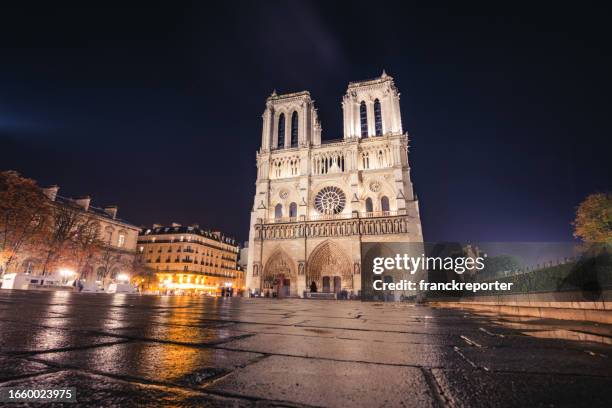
top-left (118, 234), bottom-right (126, 248)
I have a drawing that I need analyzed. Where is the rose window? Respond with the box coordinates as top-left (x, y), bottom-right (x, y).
top-left (314, 186), bottom-right (346, 215)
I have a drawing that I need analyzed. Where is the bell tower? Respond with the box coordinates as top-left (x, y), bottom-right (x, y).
top-left (260, 91), bottom-right (321, 152)
top-left (342, 70), bottom-right (403, 139)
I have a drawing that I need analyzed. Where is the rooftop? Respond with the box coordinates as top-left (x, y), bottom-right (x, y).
top-left (51, 194), bottom-right (136, 228)
top-left (347, 70), bottom-right (393, 88)
top-left (140, 224), bottom-right (236, 246)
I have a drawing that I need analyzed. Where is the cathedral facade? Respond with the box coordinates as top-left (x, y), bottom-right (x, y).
top-left (246, 72), bottom-right (423, 298)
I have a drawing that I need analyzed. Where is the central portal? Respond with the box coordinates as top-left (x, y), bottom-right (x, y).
top-left (307, 241), bottom-right (352, 295)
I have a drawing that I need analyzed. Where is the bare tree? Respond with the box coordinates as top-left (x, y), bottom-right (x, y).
top-left (130, 256), bottom-right (157, 292)
top-left (72, 220), bottom-right (103, 279)
top-left (0, 171), bottom-right (51, 275)
top-left (97, 243), bottom-right (124, 285)
top-left (40, 201), bottom-right (101, 276)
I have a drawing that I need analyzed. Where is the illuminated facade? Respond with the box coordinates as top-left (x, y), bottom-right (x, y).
top-left (138, 224), bottom-right (243, 294)
top-left (246, 72), bottom-right (424, 298)
top-left (5, 184), bottom-right (139, 288)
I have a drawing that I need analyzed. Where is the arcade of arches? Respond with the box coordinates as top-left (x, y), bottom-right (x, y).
top-left (261, 241), bottom-right (353, 297)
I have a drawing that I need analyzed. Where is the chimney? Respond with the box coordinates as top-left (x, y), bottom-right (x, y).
top-left (171, 222), bottom-right (182, 227)
top-left (75, 196), bottom-right (91, 211)
top-left (103, 205), bottom-right (118, 219)
top-left (42, 185), bottom-right (59, 201)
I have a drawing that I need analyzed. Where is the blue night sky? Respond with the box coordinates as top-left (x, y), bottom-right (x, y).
top-left (1, 2), bottom-right (610, 243)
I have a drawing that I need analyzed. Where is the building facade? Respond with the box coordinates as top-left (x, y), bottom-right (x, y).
top-left (7, 184), bottom-right (140, 287)
top-left (246, 72), bottom-right (424, 298)
top-left (138, 224), bottom-right (243, 294)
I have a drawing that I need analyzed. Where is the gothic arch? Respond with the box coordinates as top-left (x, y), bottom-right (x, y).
top-left (307, 240), bottom-right (352, 293)
top-left (362, 243), bottom-right (397, 301)
top-left (291, 111), bottom-right (299, 147)
top-left (277, 112), bottom-right (286, 149)
top-left (263, 248), bottom-right (297, 296)
top-left (359, 101), bottom-right (368, 137)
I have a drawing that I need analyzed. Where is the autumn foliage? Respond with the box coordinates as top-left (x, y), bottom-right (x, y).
top-left (1, 171), bottom-right (104, 277)
top-left (572, 193), bottom-right (612, 245)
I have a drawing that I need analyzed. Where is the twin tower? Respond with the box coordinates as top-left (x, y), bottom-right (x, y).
top-left (246, 71), bottom-right (423, 298)
top-left (260, 70), bottom-right (404, 151)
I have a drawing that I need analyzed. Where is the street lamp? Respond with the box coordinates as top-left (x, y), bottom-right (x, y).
top-left (59, 268), bottom-right (75, 277)
top-left (58, 268), bottom-right (75, 284)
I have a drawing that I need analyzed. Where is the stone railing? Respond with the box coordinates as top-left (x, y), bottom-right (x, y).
top-left (254, 212), bottom-right (415, 240)
top-left (268, 211), bottom-right (400, 224)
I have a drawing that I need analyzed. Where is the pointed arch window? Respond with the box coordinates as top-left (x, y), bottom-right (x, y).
top-left (365, 197), bottom-right (373, 213)
top-left (277, 113), bottom-right (285, 149)
top-left (291, 111), bottom-right (298, 147)
top-left (381, 196), bottom-right (390, 213)
top-left (289, 202), bottom-right (297, 218)
top-left (360, 101), bottom-right (368, 137)
top-left (374, 99), bottom-right (382, 136)
top-left (274, 203), bottom-right (283, 219)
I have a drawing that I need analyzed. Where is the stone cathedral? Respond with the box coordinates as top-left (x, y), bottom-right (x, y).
top-left (246, 72), bottom-right (423, 298)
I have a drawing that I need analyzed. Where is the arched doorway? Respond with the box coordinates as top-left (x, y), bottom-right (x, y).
top-left (263, 249), bottom-right (297, 297)
top-left (307, 241), bottom-right (352, 294)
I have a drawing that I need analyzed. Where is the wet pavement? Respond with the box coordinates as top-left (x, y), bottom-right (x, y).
top-left (0, 290), bottom-right (610, 407)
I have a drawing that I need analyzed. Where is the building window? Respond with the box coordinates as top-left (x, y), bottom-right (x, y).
top-left (360, 101), bottom-right (368, 137)
top-left (374, 99), bottom-right (382, 136)
top-left (278, 113), bottom-right (285, 149)
top-left (365, 197), bottom-right (373, 213)
top-left (275, 203), bottom-right (283, 219)
top-left (289, 202), bottom-right (297, 218)
top-left (118, 234), bottom-right (125, 248)
top-left (362, 152), bottom-right (370, 169)
top-left (291, 111), bottom-right (298, 147)
top-left (381, 196), bottom-right (390, 213)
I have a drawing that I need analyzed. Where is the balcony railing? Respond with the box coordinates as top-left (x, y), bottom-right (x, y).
top-left (266, 210), bottom-right (402, 224)
top-left (255, 210), bottom-right (415, 241)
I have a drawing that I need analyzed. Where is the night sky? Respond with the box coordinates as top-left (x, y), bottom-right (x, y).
top-left (1, 2), bottom-right (610, 244)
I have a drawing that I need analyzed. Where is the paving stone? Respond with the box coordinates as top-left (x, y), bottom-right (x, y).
top-left (432, 367), bottom-right (612, 408)
top-left (456, 345), bottom-right (612, 376)
top-left (0, 323), bottom-right (123, 353)
top-left (0, 355), bottom-right (52, 381)
top-left (231, 322), bottom-right (462, 345)
top-left (33, 342), bottom-right (263, 387)
top-left (0, 291), bottom-right (610, 407)
top-left (221, 332), bottom-right (465, 368)
top-left (0, 370), bottom-right (252, 407)
top-left (103, 325), bottom-right (250, 346)
top-left (208, 355), bottom-right (436, 408)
